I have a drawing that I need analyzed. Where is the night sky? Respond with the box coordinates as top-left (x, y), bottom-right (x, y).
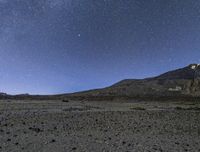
top-left (1, 0), bottom-right (200, 94)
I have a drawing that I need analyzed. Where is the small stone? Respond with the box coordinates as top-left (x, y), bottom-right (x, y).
top-left (6, 132), bottom-right (10, 134)
top-left (7, 138), bottom-right (11, 142)
top-left (29, 127), bottom-right (42, 133)
top-left (122, 141), bottom-right (126, 145)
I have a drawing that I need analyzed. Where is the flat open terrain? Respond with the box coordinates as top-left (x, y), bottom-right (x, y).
top-left (0, 99), bottom-right (200, 152)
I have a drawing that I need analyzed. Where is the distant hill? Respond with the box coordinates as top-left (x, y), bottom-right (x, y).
top-left (0, 92), bottom-right (8, 96)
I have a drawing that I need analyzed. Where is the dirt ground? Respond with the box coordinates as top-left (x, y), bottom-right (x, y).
top-left (0, 99), bottom-right (200, 152)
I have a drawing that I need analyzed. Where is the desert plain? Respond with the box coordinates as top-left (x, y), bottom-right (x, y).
top-left (0, 99), bottom-right (200, 152)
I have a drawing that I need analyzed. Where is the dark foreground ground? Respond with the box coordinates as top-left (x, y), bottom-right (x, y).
top-left (0, 100), bottom-right (200, 152)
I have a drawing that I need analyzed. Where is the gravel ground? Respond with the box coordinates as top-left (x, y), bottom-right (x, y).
top-left (0, 100), bottom-right (200, 152)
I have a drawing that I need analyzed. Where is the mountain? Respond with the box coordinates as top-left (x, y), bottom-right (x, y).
top-left (2, 64), bottom-right (200, 101)
top-left (0, 92), bottom-right (10, 99)
top-left (0, 92), bottom-right (8, 96)
top-left (67, 64), bottom-right (200, 100)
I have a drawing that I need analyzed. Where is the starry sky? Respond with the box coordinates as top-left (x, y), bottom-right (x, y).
top-left (1, 0), bottom-right (200, 95)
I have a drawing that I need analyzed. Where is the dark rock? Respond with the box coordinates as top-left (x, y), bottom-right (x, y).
top-left (62, 99), bottom-right (69, 103)
top-left (6, 132), bottom-right (10, 135)
top-left (7, 138), bottom-right (11, 142)
top-left (29, 127), bottom-right (42, 133)
top-left (13, 135), bottom-right (18, 137)
top-left (51, 139), bottom-right (56, 143)
top-left (122, 141), bottom-right (126, 145)
top-left (175, 142), bottom-right (180, 145)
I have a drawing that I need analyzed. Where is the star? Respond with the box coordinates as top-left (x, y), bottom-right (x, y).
top-left (0, 0), bottom-right (200, 94)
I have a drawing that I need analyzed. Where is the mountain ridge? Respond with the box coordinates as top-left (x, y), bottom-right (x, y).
top-left (2, 64), bottom-right (200, 101)
top-left (67, 64), bottom-right (200, 99)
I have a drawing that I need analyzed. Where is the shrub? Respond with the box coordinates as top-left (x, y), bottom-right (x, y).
top-left (62, 99), bottom-right (69, 103)
top-left (174, 107), bottom-right (184, 110)
top-left (130, 107), bottom-right (146, 110)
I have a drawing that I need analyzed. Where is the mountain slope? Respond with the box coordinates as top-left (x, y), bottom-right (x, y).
top-left (68, 64), bottom-right (200, 99)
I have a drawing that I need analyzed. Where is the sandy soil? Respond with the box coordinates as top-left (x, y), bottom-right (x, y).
top-left (0, 99), bottom-right (200, 152)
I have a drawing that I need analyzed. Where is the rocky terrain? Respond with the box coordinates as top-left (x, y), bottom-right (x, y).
top-left (0, 99), bottom-right (200, 152)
